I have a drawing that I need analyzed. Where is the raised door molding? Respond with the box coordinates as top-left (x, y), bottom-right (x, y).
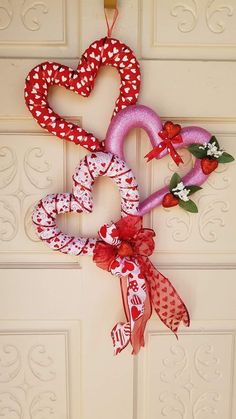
top-left (0, 0), bottom-right (80, 57)
top-left (141, 0), bottom-right (236, 59)
top-left (0, 320), bottom-right (80, 419)
top-left (0, 125), bottom-right (84, 266)
top-left (136, 319), bottom-right (236, 419)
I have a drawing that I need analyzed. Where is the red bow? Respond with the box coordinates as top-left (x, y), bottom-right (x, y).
top-left (93, 215), bottom-right (189, 355)
top-left (145, 121), bottom-right (184, 166)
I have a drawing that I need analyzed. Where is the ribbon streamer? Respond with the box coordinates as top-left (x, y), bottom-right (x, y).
top-left (93, 215), bottom-right (189, 355)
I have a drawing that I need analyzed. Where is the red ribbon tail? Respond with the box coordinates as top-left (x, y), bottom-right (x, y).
top-left (143, 258), bottom-right (190, 334)
top-left (120, 276), bottom-right (130, 322)
top-left (130, 288), bottom-right (152, 355)
top-left (111, 276), bottom-right (131, 355)
top-left (111, 322), bottom-right (131, 355)
top-left (118, 272), bottom-right (152, 355)
top-left (145, 143), bottom-right (166, 162)
top-left (167, 142), bottom-right (184, 166)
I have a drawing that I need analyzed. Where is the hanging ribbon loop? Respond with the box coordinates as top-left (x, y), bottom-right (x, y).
top-left (104, 7), bottom-right (119, 38)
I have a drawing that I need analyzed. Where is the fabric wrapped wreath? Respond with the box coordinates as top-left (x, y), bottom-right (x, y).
top-left (24, 37), bottom-right (140, 151)
top-left (33, 151), bottom-right (189, 354)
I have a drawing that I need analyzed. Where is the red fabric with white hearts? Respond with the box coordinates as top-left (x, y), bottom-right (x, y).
top-left (32, 152), bottom-right (139, 255)
top-left (24, 37), bottom-right (141, 152)
top-left (93, 215), bottom-right (190, 355)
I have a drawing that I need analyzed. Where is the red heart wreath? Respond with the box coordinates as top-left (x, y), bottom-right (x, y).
top-left (24, 37), bottom-right (141, 152)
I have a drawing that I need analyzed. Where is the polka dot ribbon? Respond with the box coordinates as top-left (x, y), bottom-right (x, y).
top-left (145, 121), bottom-right (184, 166)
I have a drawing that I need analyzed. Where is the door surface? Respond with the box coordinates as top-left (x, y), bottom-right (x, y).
top-left (0, 1), bottom-right (236, 418)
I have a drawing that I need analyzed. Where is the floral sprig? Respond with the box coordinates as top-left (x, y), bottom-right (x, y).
top-left (162, 173), bottom-right (202, 213)
top-left (188, 136), bottom-right (234, 174)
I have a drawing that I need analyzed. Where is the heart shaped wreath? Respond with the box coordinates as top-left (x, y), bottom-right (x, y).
top-left (27, 34), bottom-right (234, 355)
top-left (32, 151), bottom-right (189, 355)
top-left (24, 37), bottom-right (140, 151)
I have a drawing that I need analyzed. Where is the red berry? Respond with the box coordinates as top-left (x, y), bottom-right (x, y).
top-left (162, 193), bottom-right (179, 208)
top-left (201, 158), bottom-right (218, 175)
top-left (163, 121), bottom-right (181, 139)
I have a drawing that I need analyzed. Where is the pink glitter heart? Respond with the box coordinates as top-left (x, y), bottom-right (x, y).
top-left (105, 105), bottom-right (211, 215)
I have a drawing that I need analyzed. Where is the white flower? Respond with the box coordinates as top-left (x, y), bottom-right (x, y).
top-left (199, 141), bottom-right (223, 159)
top-left (206, 142), bottom-right (223, 158)
top-left (173, 188), bottom-right (190, 202)
top-left (172, 182), bottom-right (190, 202)
top-left (199, 142), bottom-right (208, 150)
top-left (172, 182), bottom-right (185, 191)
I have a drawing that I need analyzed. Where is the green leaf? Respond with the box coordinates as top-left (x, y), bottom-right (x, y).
top-left (217, 152), bottom-right (235, 163)
top-left (179, 199), bottom-right (198, 213)
top-left (169, 173), bottom-right (182, 191)
top-left (188, 144), bottom-right (207, 159)
top-left (209, 135), bottom-right (220, 149)
top-left (187, 185), bottom-right (202, 195)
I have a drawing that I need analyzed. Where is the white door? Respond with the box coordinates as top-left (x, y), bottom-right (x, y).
top-left (0, 1), bottom-right (236, 418)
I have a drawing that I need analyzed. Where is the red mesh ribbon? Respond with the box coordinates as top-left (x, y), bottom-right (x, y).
top-left (145, 121), bottom-right (184, 166)
top-left (93, 215), bottom-right (189, 354)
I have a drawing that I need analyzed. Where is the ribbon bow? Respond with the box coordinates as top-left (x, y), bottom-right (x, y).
top-left (93, 215), bottom-right (189, 355)
top-left (145, 121), bottom-right (184, 166)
